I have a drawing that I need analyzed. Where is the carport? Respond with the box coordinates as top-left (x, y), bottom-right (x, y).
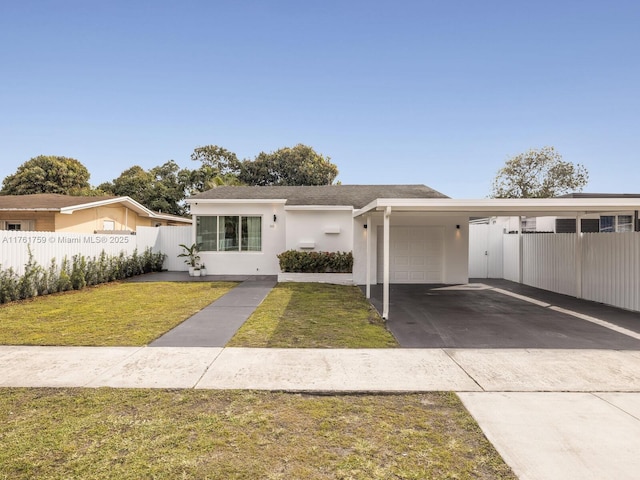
top-left (365, 280), bottom-right (640, 349)
top-left (353, 197), bottom-right (640, 319)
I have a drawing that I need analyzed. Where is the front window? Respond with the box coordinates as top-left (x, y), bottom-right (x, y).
top-left (196, 215), bottom-right (262, 252)
top-left (219, 215), bottom-right (240, 251)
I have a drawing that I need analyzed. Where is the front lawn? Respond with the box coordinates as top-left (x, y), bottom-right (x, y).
top-left (0, 282), bottom-right (236, 346)
top-left (0, 388), bottom-right (516, 480)
top-left (228, 283), bottom-right (398, 348)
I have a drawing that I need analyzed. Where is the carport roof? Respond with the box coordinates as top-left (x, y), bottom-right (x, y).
top-left (354, 197), bottom-right (640, 218)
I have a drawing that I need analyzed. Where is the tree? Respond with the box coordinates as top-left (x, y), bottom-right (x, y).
top-left (185, 145), bottom-right (244, 194)
top-left (99, 161), bottom-right (188, 216)
top-left (238, 144), bottom-right (338, 186)
top-left (1, 155), bottom-right (92, 195)
top-left (190, 145), bottom-right (241, 176)
top-left (188, 143), bottom-right (339, 188)
top-left (491, 146), bottom-right (589, 198)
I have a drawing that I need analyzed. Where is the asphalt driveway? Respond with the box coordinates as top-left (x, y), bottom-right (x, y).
top-left (367, 279), bottom-right (640, 349)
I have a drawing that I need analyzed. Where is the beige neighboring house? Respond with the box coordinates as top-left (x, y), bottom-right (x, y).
top-left (0, 194), bottom-right (191, 233)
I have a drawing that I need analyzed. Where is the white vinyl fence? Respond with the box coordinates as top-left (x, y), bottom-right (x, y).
top-left (136, 226), bottom-right (192, 272)
top-left (0, 226), bottom-right (192, 275)
top-left (470, 223), bottom-right (640, 312)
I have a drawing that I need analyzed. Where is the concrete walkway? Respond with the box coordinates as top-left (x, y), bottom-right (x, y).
top-left (2, 346), bottom-right (640, 479)
top-left (149, 278), bottom-right (277, 347)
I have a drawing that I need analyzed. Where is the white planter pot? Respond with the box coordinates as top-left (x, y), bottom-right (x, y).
top-left (192, 269), bottom-right (201, 277)
top-left (188, 266), bottom-right (195, 276)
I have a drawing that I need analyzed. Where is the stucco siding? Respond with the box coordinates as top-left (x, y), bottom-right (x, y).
top-left (285, 209), bottom-right (353, 252)
top-left (0, 212), bottom-right (55, 231)
top-left (55, 206), bottom-right (141, 233)
top-left (189, 202), bottom-right (286, 275)
top-left (353, 214), bottom-right (468, 285)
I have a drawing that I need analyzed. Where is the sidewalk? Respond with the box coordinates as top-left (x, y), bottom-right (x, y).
top-left (1, 345), bottom-right (640, 479)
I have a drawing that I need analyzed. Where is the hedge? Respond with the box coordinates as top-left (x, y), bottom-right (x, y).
top-left (277, 250), bottom-right (353, 273)
top-left (0, 247), bottom-right (166, 305)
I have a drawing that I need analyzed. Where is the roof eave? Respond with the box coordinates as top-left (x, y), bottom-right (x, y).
top-left (354, 198), bottom-right (640, 218)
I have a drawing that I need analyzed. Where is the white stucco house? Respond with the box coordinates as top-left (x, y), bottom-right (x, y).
top-left (187, 184), bottom-right (467, 282)
top-left (187, 185), bottom-right (640, 317)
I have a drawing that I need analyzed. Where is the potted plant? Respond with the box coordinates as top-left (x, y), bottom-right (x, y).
top-left (200, 263), bottom-right (207, 276)
top-left (178, 243), bottom-right (201, 276)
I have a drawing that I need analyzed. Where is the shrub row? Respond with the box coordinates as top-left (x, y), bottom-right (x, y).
top-left (0, 247), bottom-right (166, 304)
top-left (277, 250), bottom-right (353, 273)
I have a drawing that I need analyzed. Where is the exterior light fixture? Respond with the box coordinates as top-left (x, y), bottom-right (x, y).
top-left (273, 214), bottom-right (277, 223)
top-left (456, 224), bottom-right (460, 229)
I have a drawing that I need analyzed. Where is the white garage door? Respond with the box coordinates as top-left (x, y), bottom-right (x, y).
top-left (377, 226), bottom-right (444, 283)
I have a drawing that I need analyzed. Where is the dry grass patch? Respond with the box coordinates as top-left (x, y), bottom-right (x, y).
top-left (0, 281), bottom-right (236, 346)
top-left (228, 283), bottom-right (398, 348)
top-left (0, 388), bottom-right (516, 480)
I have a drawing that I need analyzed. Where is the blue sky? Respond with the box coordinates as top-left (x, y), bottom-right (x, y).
top-left (1, 0), bottom-right (638, 198)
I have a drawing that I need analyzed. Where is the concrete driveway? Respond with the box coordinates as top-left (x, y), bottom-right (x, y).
top-left (367, 279), bottom-right (640, 349)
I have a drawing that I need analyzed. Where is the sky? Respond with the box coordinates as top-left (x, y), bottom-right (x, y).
top-left (1, 0), bottom-right (639, 199)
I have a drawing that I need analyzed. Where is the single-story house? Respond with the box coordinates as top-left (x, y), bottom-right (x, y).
top-left (0, 194), bottom-right (191, 233)
top-left (187, 185), bottom-right (640, 317)
top-left (480, 194), bottom-right (640, 234)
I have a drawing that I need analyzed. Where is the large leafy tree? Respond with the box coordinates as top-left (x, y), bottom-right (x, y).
top-left (238, 144), bottom-right (338, 186)
top-left (491, 146), bottom-right (589, 198)
top-left (186, 145), bottom-right (243, 194)
top-left (99, 161), bottom-right (188, 216)
top-left (1, 155), bottom-right (92, 195)
top-left (188, 143), bottom-right (339, 189)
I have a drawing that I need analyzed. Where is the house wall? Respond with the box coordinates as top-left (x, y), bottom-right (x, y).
top-left (284, 209), bottom-right (353, 252)
top-left (55, 206), bottom-right (144, 233)
top-left (352, 214), bottom-right (469, 285)
top-left (189, 201), bottom-right (286, 275)
top-left (0, 212), bottom-right (55, 231)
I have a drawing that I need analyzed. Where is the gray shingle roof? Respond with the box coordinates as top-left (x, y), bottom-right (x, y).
top-left (0, 193), bottom-right (119, 210)
top-left (189, 185), bottom-right (448, 209)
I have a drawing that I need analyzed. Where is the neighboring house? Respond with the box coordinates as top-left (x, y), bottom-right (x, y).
top-left (187, 185), bottom-right (640, 318)
top-left (482, 194), bottom-right (640, 234)
top-left (0, 194), bottom-right (191, 233)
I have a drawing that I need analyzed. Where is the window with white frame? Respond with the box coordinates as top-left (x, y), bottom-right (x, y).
top-left (1, 220), bottom-right (35, 231)
top-left (600, 215), bottom-right (634, 233)
top-left (196, 215), bottom-right (262, 252)
top-left (521, 217), bottom-right (537, 233)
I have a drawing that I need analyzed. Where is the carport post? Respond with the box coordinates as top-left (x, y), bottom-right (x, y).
top-left (576, 213), bottom-right (583, 298)
top-left (383, 207), bottom-right (391, 319)
top-left (365, 215), bottom-right (371, 299)
top-left (518, 216), bottom-right (524, 284)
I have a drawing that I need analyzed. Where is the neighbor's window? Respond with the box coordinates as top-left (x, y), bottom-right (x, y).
top-left (600, 216), bottom-right (615, 233)
top-left (618, 215), bottom-right (633, 232)
top-left (600, 215), bottom-right (634, 233)
top-left (196, 215), bottom-right (262, 252)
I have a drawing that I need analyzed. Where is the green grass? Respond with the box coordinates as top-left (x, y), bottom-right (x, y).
top-left (0, 282), bottom-right (236, 346)
top-left (0, 388), bottom-right (516, 480)
top-left (228, 283), bottom-right (398, 348)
